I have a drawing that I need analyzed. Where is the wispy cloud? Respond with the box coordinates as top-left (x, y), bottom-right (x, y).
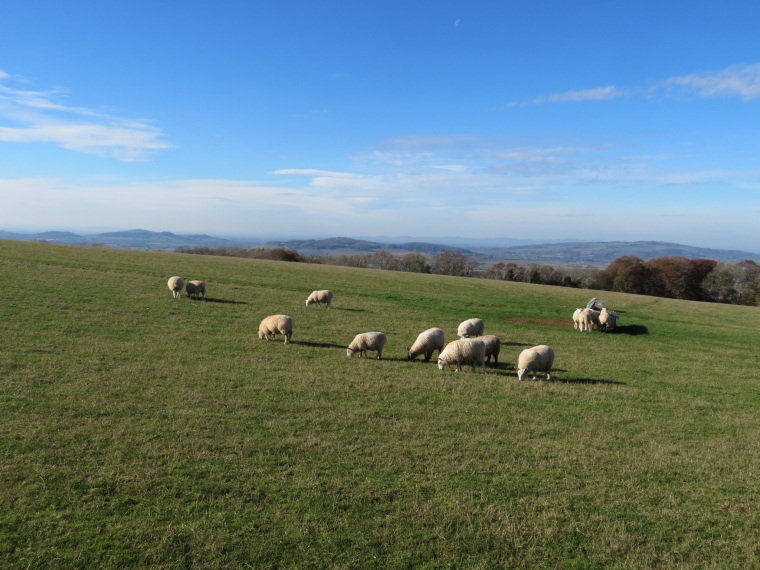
top-left (0, 70), bottom-right (172, 161)
top-left (534, 86), bottom-right (627, 104)
top-left (514, 62), bottom-right (760, 106)
top-left (665, 62), bottom-right (760, 100)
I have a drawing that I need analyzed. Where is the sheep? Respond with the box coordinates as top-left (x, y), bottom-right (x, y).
top-left (579, 308), bottom-right (600, 331)
top-left (407, 328), bottom-right (445, 362)
top-left (346, 332), bottom-right (387, 359)
top-left (572, 308), bottom-right (584, 330)
top-left (516, 345), bottom-right (555, 381)
top-left (457, 318), bottom-right (484, 339)
top-left (599, 308), bottom-right (620, 331)
top-left (437, 339), bottom-right (487, 372)
top-left (167, 276), bottom-right (184, 298)
top-left (475, 335), bottom-right (501, 367)
top-left (306, 289), bottom-right (333, 309)
top-left (185, 280), bottom-right (206, 299)
top-left (258, 315), bottom-right (294, 344)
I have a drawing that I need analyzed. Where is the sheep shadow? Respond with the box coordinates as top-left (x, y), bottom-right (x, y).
top-left (295, 341), bottom-right (346, 349)
top-left (332, 308), bottom-right (365, 312)
top-left (611, 325), bottom-right (648, 336)
top-left (195, 297), bottom-right (248, 305)
top-left (546, 376), bottom-right (626, 386)
top-left (500, 341), bottom-right (531, 348)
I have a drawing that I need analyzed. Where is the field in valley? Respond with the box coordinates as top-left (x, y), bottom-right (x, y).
top-left (1, 239), bottom-right (758, 568)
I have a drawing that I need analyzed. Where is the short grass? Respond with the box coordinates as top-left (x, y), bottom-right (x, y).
top-left (1, 240), bottom-right (759, 568)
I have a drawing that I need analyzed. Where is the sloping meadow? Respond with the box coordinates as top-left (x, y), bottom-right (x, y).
top-left (1, 240), bottom-right (758, 567)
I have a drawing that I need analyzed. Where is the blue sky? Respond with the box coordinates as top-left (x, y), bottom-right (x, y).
top-left (2, 1), bottom-right (760, 250)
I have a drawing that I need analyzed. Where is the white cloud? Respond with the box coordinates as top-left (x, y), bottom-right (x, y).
top-left (534, 86), bottom-right (626, 104)
top-left (665, 62), bottom-right (760, 100)
top-left (272, 169), bottom-right (363, 178)
top-left (0, 72), bottom-right (172, 161)
top-left (517, 62), bottom-right (760, 107)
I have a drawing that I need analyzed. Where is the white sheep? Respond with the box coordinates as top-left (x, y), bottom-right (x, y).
top-left (407, 328), bottom-right (445, 362)
top-left (186, 280), bottom-right (206, 299)
top-left (258, 315), bottom-right (294, 344)
top-left (599, 308), bottom-right (620, 331)
top-left (475, 335), bottom-right (501, 368)
top-left (167, 276), bottom-right (184, 298)
top-left (347, 332), bottom-right (387, 359)
top-left (517, 345), bottom-right (555, 381)
top-left (437, 339), bottom-right (487, 372)
top-left (457, 318), bottom-right (484, 339)
top-left (579, 308), bottom-right (600, 331)
top-left (572, 308), bottom-right (584, 330)
top-left (306, 289), bottom-right (333, 309)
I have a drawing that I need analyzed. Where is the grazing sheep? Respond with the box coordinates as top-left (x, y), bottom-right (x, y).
top-left (186, 280), bottom-right (206, 299)
top-left (517, 345), bottom-right (555, 381)
top-left (306, 289), bottom-right (333, 309)
top-left (437, 339), bottom-right (487, 372)
top-left (580, 308), bottom-right (601, 331)
top-left (347, 332), bottom-right (387, 359)
top-left (258, 315), bottom-right (294, 344)
top-left (407, 328), bottom-right (445, 362)
top-left (167, 276), bottom-right (184, 299)
top-left (599, 308), bottom-right (620, 331)
top-left (572, 308), bottom-right (584, 330)
top-left (475, 335), bottom-right (501, 367)
top-left (457, 318), bottom-right (484, 339)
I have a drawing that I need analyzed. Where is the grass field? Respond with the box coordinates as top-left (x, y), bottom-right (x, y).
top-left (1, 239), bottom-right (759, 568)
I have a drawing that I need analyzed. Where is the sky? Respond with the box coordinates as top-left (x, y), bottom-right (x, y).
top-left (1, 1), bottom-right (760, 251)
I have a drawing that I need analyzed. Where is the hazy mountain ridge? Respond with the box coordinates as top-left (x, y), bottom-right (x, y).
top-left (1, 229), bottom-right (759, 264)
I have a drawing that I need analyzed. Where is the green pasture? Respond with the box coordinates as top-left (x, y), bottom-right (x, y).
top-left (1, 240), bottom-right (759, 568)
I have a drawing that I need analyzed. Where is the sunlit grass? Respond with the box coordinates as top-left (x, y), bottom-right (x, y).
top-left (1, 240), bottom-right (759, 567)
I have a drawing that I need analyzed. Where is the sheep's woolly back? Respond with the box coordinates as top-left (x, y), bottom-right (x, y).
top-left (437, 339), bottom-right (487, 372)
top-left (167, 276), bottom-right (184, 298)
top-left (258, 315), bottom-right (294, 344)
top-left (475, 335), bottom-right (501, 366)
top-left (599, 308), bottom-right (619, 331)
top-left (306, 290), bottom-right (333, 308)
top-left (186, 280), bottom-right (205, 299)
top-left (408, 328), bottom-right (445, 361)
top-left (347, 332), bottom-right (387, 358)
top-left (517, 345), bottom-right (555, 381)
top-left (457, 318), bottom-right (484, 339)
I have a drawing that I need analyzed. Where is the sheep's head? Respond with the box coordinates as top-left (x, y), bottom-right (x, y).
top-left (346, 348), bottom-right (355, 357)
top-left (517, 368), bottom-right (527, 381)
top-left (305, 299), bottom-right (312, 306)
top-left (437, 359), bottom-right (446, 370)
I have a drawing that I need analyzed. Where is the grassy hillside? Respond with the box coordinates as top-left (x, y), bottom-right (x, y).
top-left (1, 240), bottom-right (759, 568)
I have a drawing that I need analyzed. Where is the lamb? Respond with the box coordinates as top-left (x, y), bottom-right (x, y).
top-left (167, 276), bottom-right (184, 298)
top-left (306, 289), bottom-right (333, 309)
top-left (598, 308), bottom-right (620, 331)
top-left (347, 332), bottom-right (387, 359)
top-left (475, 335), bottom-right (501, 367)
top-left (517, 345), bottom-right (555, 381)
top-left (258, 315), bottom-right (294, 344)
top-left (457, 318), bottom-right (484, 339)
top-left (407, 328), bottom-right (445, 362)
top-left (185, 280), bottom-right (206, 299)
top-left (437, 339), bottom-right (487, 372)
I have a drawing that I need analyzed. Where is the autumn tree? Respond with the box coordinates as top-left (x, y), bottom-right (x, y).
top-left (432, 251), bottom-right (478, 276)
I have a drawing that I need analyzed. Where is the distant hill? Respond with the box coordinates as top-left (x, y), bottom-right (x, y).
top-left (264, 237), bottom-right (474, 256)
top-left (0, 229), bottom-right (237, 251)
top-left (2, 229), bottom-right (758, 265)
top-left (477, 241), bottom-right (760, 266)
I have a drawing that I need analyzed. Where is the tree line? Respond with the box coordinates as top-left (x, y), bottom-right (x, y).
top-left (176, 247), bottom-right (760, 306)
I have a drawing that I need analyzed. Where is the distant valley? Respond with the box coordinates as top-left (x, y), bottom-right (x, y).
top-left (2, 229), bottom-right (759, 266)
